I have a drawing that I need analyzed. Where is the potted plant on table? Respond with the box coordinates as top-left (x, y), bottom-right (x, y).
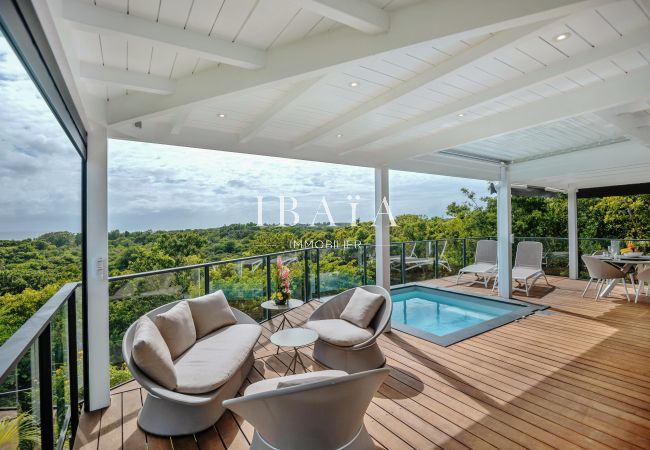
top-left (271, 256), bottom-right (292, 305)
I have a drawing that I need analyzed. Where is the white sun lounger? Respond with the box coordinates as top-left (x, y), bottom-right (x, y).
top-left (455, 240), bottom-right (497, 288)
top-left (493, 241), bottom-right (549, 296)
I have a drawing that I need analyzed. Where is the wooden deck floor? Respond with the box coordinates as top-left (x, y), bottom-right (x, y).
top-left (75, 276), bottom-right (650, 449)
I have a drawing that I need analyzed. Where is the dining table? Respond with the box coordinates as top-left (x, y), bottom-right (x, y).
top-left (595, 255), bottom-right (650, 298)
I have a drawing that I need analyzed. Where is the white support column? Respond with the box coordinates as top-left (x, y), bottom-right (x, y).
top-left (374, 167), bottom-right (390, 291)
top-left (497, 164), bottom-right (512, 299)
top-left (568, 186), bottom-right (579, 279)
top-left (86, 124), bottom-right (110, 410)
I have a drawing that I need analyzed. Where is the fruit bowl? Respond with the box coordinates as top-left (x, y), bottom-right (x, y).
top-left (622, 251), bottom-right (643, 258)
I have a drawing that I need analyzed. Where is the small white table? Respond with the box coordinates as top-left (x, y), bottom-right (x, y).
top-left (270, 328), bottom-right (318, 375)
top-left (260, 299), bottom-right (304, 330)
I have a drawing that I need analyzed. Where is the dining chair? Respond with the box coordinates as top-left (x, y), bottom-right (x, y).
top-left (634, 268), bottom-right (650, 303)
top-left (581, 256), bottom-right (630, 301)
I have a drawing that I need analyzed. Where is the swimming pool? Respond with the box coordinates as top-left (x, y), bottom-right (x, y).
top-left (390, 285), bottom-right (547, 346)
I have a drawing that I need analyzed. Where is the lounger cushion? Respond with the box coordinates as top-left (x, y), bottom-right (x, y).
top-left (306, 319), bottom-right (374, 347)
top-left (459, 263), bottom-right (496, 274)
top-left (187, 290), bottom-right (237, 338)
top-left (512, 267), bottom-right (542, 280)
top-left (132, 316), bottom-right (177, 390)
top-left (244, 370), bottom-right (347, 396)
top-left (175, 324), bottom-right (262, 394)
top-left (340, 288), bottom-right (384, 329)
top-left (154, 301), bottom-right (196, 359)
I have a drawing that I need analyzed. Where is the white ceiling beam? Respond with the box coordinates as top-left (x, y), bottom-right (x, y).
top-left (62, 0), bottom-right (265, 69)
top-left (240, 77), bottom-right (322, 144)
top-left (293, 21), bottom-right (553, 150)
top-left (377, 65), bottom-right (650, 165)
top-left (339, 24), bottom-right (650, 153)
top-left (106, 0), bottom-right (603, 126)
top-left (294, 0), bottom-right (389, 34)
top-left (79, 62), bottom-right (176, 95)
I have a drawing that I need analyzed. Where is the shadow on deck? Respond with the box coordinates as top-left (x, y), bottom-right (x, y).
top-left (76, 276), bottom-right (650, 449)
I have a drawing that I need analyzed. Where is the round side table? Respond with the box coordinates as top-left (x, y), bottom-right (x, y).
top-left (270, 328), bottom-right (318, 375)
top-left (260, 299), bottom-right (304, 331)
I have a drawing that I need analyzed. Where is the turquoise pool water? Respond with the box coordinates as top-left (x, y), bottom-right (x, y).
top-left (391, 286), bottom-right (524, 337)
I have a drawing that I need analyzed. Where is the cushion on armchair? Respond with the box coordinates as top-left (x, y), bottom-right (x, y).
top-left (187, 290), bottom-right (237, 338)
top-left (340, 288), bottom-right (384, 329)
top-left (306, 319), bottom-right (374, 347)
top-left (154, 301), bottom-right (196, 359)
top-left (132, 316), bottom-right (177, 390)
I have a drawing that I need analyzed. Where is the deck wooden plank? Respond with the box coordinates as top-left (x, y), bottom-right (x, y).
top-left (215, 411), bottom-right (250, 450)
top-left (169, 434), bottom-right (199, 449)
top-left (195, 426), bottom-right (226, 450)
top-left (77, 276), bottom-right (650, 450)
top-left (73, 409), bottom-right (101, 450)
top-left (122, 389), bottom-right (146, 449)
top-left (97, 392), bottom-right (122, 450)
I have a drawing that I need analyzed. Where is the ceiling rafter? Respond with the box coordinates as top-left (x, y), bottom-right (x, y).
top-left (337, 24), bottom-right (650, 153)
top-left (105, 0), bottom-right (599, 126)
top-left (292, 21), bottom-right (554, 150)
top-left (377, 65), bottom-right (650, 165)
top-left (293, 0), bottom-right (390, 34)
top-left (62, 0), bottom-right (266, 69)
top-left (240, 77), bottom-right (322, 144)
top-left (79, 62), bottom-right (176, 95)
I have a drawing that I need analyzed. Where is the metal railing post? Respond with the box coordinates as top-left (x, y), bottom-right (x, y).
top-left (462, 239), bottom-right (467, 268)
top-left (38, 324), bottom-right (54, 450)
top-left (434, 240), bottom-right (439, 279)
top-left (265, 255), bottom-right (272, 321)
top-left (315, 248), bottom-right (321, 299)
top-left (68, 293), bottom-right (79, 445)
top-left (203, 265), bottom-right (210, 295)
top-left (304, 249), bottom-right (311, 302)
top-left (400, 242), bottom-right (406, 285)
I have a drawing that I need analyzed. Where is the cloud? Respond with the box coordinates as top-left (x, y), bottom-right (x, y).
top-left (0, 34), bottom-right (491, 238)
top-left (226, 179), bottom-right (246, 188)
top-left (0, 35), bottom-right (81, 238)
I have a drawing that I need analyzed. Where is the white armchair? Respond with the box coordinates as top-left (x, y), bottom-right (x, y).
top-left (223, 368), bottom-right (390, 450)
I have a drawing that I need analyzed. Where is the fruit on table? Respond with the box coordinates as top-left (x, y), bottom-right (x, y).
top-left (621, 242), bottom-right (638, 254)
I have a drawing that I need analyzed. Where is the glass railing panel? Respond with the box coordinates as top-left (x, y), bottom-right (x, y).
top-left (0, 343), bottom-right (41, 449)
top-left (436, 238), bottom-right (465, 277)
top-left (50, 304), bottom-right (71, 447)
top-left (108, 267), bottom-right (204, 386)
top-left (209, 257), bottom-right (266, 322)
top-left (403, 241), bottom-right (435, 283)
top-left (389, 243), bottom-right (403, 285)
top-left (364, 245), bottom-right (377, 286)
top-left (317, 246), bottom-right (363, 297)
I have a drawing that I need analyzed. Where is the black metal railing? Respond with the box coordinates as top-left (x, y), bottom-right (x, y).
top-left (0, 282), bottom-right (83, 449)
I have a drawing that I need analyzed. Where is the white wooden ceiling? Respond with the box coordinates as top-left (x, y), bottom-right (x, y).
top-left (38, 0), bottom-right (650, 189)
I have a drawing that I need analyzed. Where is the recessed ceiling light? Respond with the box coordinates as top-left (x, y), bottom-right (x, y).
top-left (336, 133), bottom-right (343, 138)
top-left (348, 81), bottom-right (360, 87)
top-left (218, 113), bottom-right (226, 118)
top-left (457, 113), bottom-right (465, 117)
top-left (553, 32), bottom-right (571, 42)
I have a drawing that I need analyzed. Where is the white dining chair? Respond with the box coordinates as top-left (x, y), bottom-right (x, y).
top-left (634, 268), bottom-right (650, 303)
top-left (581, 256), bottom-right (630, 301)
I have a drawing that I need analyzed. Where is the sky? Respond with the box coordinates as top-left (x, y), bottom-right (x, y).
top-left (0, 32), bottom-right (489, 239)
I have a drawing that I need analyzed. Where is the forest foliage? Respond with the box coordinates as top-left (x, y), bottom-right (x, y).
top-left (0, 190), bottom-right (648, 385)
